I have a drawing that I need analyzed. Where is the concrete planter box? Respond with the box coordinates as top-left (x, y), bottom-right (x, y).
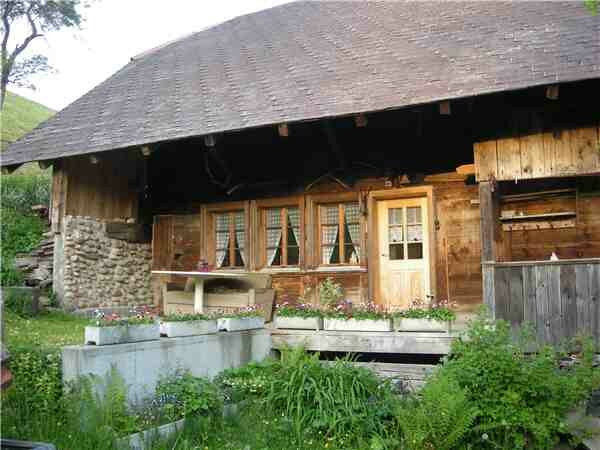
top-left (275, 315), bottom-right (323, 330)
top-left (85, 323), bottom-right (160, 345)
top-left (323, 318), bottom-right (392, 332)
top-left (393, 317), bottom-right (451, 333)
top-left (160, 320), bottom-right (218, 337)
top-left (218, 316), bottom-right (264, 332)
top-left (118, 418), bottom-right (185, 450)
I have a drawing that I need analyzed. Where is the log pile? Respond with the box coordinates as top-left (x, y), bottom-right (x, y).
top-left (14, 232), bottom-right (54, 289)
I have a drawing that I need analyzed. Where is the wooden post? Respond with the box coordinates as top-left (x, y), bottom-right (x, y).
top-left (194, 279), bottom-right (204, 314)
top-left (479, 180), bottom-right (499, 262)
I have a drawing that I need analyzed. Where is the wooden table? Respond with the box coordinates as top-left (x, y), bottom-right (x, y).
top-left (152, 271), bottom-right (271, 314)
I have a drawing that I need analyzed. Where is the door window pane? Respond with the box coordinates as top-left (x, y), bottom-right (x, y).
top-left (389, 226), bottom-right (403, 243)
top-left (407, 225), bottom-right (423, 242)
top-left (389, 244), bottom-right (404, 260)
top-left (407, 206), bottom-right (422, 224)
top-left (407, 242), bottom-right (423, 259)
top-left (389, 208), bottom-right (402, 225)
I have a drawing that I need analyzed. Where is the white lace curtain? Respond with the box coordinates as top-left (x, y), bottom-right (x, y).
top-left (215, 213), bottom-right (230, 268)
top-left (345, 203), bottom-right (360, 263)
top-left (266, 208), bottom-right (282, 266)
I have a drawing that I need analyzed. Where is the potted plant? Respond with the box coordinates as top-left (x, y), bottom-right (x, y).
top-left (323, 301), bottom-right (392, 332)
top-left (217, 305), bottom-right (265, 332)
top-left (160, 312), bottom-right (218, 337)
top-left (274, 301), bottom-right (323, 330)
top-left (85, 307), bottom-right (159, 345)
top-left (392, 298), bottom-right (456, 332)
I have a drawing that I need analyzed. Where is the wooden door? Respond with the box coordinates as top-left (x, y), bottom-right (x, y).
top-left (377, 197), bottom-right (430, 308)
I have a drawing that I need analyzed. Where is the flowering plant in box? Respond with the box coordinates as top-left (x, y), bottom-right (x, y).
top-left (91, 306), bottom-right (157, 327)
top-left (276, 301), bottom-right (322, 318)
top-left (161, 312), bottom-right (216, 322)
top-left (323, 300), bottom-right (390, 320)
top-left (218, 304), bottom-right (263, 319)
top-left (392, 297), bottom-right (457, 322)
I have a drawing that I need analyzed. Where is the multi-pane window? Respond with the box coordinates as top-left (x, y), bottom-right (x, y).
top-left (215, 211), bottom-right (245, 268)
top-left (388, 206), bottom-right (423, 260)
top-left (265, 207), bottom-right (300, 266)
top-left (319, 202), bottom-right (360, 265)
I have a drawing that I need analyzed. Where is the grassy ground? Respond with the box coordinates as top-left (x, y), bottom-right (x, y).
top-left (3, 310), bottom-right (88, 350)
top-left (1, 91), bottom-right (54, 151)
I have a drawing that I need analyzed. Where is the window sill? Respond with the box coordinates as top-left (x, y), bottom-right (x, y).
top-left (258, 267), bottom-right (302, 274)
top-left (309, 266), bottom-right (367, 273)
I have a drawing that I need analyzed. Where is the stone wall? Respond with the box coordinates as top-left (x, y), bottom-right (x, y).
top-left (62, 216), bottom-right (153, 310)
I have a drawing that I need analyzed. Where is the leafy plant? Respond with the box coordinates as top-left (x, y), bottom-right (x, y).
top-left (218, 304), bottom-right (263, 319)
top-left (318, 277), bottom-right (343, 308)
top-left (91, 307), bottom-right (156, 327)
top-left (215, 359), bottom-right (280, 403)
top-left (155, 371), bottom-right (222, 422)
top-left (161, 312), bottom-right (215, 322)
top-left (323, 300), bottom-right (390, 320)
top-left (393, 298), bottom-right (456, 322)
top-left (3, 290), bottom-right (36, 317)
top-left (437, 314), bottom-right (600, 449)
top-left (275, 302), bottom-right (322, 318)
top-left (265, 346), bottom-right (398, 444)
top-left (395, 375), bottom-right (479, 450)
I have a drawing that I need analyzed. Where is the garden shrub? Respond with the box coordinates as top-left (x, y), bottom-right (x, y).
top-left (155, 370), bottom-right (223, 422)
top-left (265, 347), bottom-right (398, 445)
top-left (216, 358), bottom-right (280, 403)
top-left (395, 375), bottom-right (479, 450)
top-left (1, 171), bottom-right (51, 214)
top-left (436, 315), bottom-right (600, 449)
top-left (1, 207), bottom-right (46, 285)
top-left (3, 290), bottom-right (36, 316)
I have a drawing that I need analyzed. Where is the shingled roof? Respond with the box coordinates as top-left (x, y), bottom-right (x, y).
top-left (3, 1), bottom-right (600, 166)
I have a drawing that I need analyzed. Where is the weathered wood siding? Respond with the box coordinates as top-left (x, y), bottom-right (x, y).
top-left (63, 153), bottom-right (140, 221)
top-left (474, 125), bottom-right (600, 182)
top-left (483, 259), bottom-right (600, 345)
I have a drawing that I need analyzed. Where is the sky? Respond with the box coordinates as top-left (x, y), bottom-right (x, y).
top-left (9, 0), bottom-right (288, 111)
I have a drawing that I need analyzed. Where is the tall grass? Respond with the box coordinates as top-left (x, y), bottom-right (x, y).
top-left (1, 171), bottom-right (51, 213)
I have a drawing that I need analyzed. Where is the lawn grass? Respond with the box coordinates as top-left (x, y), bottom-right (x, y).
top-left (1, 91), bottom-right (54, 151)
top-left (4, 309), bottom-right (88, 350)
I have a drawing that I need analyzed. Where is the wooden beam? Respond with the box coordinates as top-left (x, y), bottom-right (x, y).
top-left (277, 123), bottom-right (289, 137)
top-left (439, 100), bottom-right (451, 115)
top-left (456, 163), bottom-right (475, 175)
top-left (38, 160), bottom-right (53, 170)
top-left (545, 85), bottom-right (559, 100)
top-left (89, 155), bottom-right (100, 165)
top-left (479, 180), bottom-right (500, 262)
top-left (354, 114), bottom-right (368, 128)
top-left (141, 145), bottom-right (152, 157)
top-left (204, 134), bottom-right (216, 147)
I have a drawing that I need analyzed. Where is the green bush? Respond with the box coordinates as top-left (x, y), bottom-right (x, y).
top-left (395, 375), bottom-right (479, 450)
top-left (265, 347), bottom-right (398, 445)
top-left (3, 290), bottom-right (36, 316)
top-left (155, 370), bottom-right (223, 422)
top-left (216, 359), bottom-right (280, 403)
top-left (1, 207), bottom-right (46, 285)
top-left (436, 315), bottom-right (600, 449)
top-left (1, 171), bottom-right (51, 213)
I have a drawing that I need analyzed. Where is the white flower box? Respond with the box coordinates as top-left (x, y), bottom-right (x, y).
top-left (160, 319), bottom-right (218, 337)
top-left (323, 318), bottom-right (392, 332)
top-left (85, 323), bottom-right (160, 346)
top-left (393, 317), bottom-right (451, 333)
top-left (118, 418), bottom-right (186, 450)
top-left (217, 316), bottom-right (264, 332)
top-left (275, 315), bottom-right (323, 330)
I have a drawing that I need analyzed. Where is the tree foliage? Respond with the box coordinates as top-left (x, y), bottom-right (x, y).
top-left (0, 0), bottom-right (85, 109)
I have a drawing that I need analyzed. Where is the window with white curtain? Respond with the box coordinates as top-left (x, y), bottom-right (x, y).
top-left (319, 202), bottom-right (360, 265)
top-left (265, 206), bottom-right (300, 266)
top-left (214, 211), bottom-right (245, 268)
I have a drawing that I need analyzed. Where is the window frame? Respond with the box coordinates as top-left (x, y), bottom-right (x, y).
top-left (203, 201), bottom-right (250, 271)
top-left (256, 196), bottom-right (304, 270)
top-left (312, 194), bottom-right (363, 268)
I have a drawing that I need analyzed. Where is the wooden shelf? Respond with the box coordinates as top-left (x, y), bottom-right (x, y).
top-left (499, 211), bottom-right (576, 221)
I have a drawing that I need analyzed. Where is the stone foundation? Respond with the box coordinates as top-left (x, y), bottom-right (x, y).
top-left (61, 216), bottom-right (152, 310)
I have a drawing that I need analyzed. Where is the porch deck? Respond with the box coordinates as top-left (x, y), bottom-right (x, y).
top-left (270, 328), bottom-right (457, 355)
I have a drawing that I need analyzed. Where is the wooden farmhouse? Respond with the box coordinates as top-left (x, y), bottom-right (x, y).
top-left (2, 2), bottom-right (600, 350)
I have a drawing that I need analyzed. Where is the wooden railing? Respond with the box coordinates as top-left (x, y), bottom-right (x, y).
top-left (482, 258), bottom-right (600, 345)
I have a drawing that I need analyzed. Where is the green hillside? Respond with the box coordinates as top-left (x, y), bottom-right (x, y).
top-left (1, 91), bottom-right (55, 151)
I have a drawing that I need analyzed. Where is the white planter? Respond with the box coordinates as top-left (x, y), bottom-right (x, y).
top-left (85, 323), bottom-right (160, 345)
top-left (160, 320), bottom-right (218, 337)
top-left (393, 317), bottom-right (451, 333)
top-left (275, 315), bottom-right (323, 330)
top-left (118, 418), bottom-right (186, 450)
top-left (323, 318), bottom-right (392, 332)
top-left (218, 316), bottom-right (264, 332)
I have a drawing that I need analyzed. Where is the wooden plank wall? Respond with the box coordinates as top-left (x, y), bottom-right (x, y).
top-left (64, 153), bottom-right (140, 221)
top-left (149, 174), bottom-right (482, 311)
top-left (504, 194), bottom-right (600, 261)
top-left (474, 125), bottom-right (600, 182)
top-left (483, 260), bottom-right (600, 345)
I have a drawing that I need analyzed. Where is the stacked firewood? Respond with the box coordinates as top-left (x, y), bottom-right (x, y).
top-left (14, 231), bottom-right (54, 289)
